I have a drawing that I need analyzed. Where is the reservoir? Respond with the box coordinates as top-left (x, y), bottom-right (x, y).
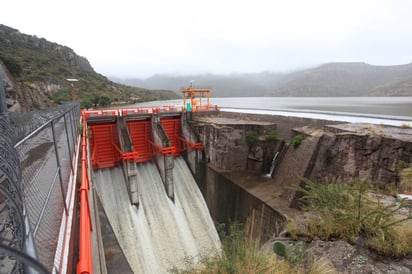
top-left (133, 96), bottom-right (412, 126)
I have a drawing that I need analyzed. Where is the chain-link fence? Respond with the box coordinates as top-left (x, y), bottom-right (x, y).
top-left (0, 102), bottom-right (80, 273)
top-left (0, 114), bottom-right (26, 273)
top-left (15, 103), bottom-right (80, 272)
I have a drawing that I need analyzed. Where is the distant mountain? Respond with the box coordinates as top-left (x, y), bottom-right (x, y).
top-left (0, 24), bottom-right (179, 111)
top-left (270, 62), bottom-right (412, 97)
top-left (111, 72), bottom-right (285, 97)
top-left (113, 62), bottom-right (412, 97)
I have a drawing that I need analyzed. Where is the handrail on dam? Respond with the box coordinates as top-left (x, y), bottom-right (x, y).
top-left (177, 135), bottom-right (203, 151)
top-left (77, 113), bottom-right (92, 274)
top-left (148, 140), bottom-right (177, 155)
top-left (112, 142), bottom-right (140, 161)
top-left (82, 104), bottom-right (218, 119)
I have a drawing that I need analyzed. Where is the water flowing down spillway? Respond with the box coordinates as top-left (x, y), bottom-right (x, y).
top-left (94, 157), bottom-right (221, 273)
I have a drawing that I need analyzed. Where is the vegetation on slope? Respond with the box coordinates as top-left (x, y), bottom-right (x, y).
top-left (290, 178), bottom-right (412, 257)
top-left (170, 222), bottom-right (338, 274)
top-left (169, 223), bottom-right (296, 274)
top-left (0, 24), bottom-right (179, 110)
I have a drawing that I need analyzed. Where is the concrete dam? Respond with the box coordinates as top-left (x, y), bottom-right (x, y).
top-left (83, 106), bottom-right (222, 273)
top-left (83, 103), bottom-right (412, 273)
top-left (3, 98), bottom-right (412, 272)
top-left (94, 159), bottom-right (220, 273)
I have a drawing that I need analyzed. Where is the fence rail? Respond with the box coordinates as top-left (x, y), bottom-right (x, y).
top-left (0, 102), bottom-right (80, 273)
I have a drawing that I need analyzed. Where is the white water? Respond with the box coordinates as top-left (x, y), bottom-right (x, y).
top-left (265, 151), bottom-right (279, 178)
top-left (94, 157), bottom-right (221, 273)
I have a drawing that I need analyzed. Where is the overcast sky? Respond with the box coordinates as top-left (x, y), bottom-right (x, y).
top-left (2, 0), bottom-right (412, 78)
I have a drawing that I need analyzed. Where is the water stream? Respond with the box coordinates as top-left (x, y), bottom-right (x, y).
top-left (94, 157), bottom-right (221, 273)
top-left (264, 151), bottom-right (279, 178)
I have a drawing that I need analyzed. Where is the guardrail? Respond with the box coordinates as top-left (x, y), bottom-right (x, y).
top-left (12, 102), bottom-right (80, 273)
top-left (77, 114), bottom-right (92, 274)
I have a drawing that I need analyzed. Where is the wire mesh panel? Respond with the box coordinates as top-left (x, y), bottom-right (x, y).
top-left (0, 115), bottom-right (25, 273)
top-left (12, 103), bottom-right (80, 272)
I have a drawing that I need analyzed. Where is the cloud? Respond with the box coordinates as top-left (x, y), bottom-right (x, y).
top-left (2, 0), bottom-right (412, 77)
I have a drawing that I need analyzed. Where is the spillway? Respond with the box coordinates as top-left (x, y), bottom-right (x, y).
top-left (94, 157), bottom-right (221, 273)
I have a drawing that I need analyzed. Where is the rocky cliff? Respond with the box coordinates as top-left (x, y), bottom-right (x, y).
top-left (191, 115), bottom-right (278, 172)
top-left (0, 24), bottom-right (178, 111)
top-left (189, 112), bottom-right (412, 273)
top-left (308, 124), bottom-right (412, 191)
top-left (191, 112), bottom-right (412, 196)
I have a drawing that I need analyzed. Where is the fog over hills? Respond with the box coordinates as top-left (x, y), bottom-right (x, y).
top-left (111, 62), bottom-right (412, 97)
top-left (111, 72), bottom-right (285, 97)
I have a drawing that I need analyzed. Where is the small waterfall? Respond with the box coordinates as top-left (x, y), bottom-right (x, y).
top-left (264, 152), bottom-right (279, 178)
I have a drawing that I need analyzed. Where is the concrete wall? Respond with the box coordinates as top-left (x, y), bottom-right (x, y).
top-left (151, 115), bottom-right (174, 199)
top-left (198, 163), bottom-right (286, 245)
top-left (192, 120), bottom-right (277, 172)
top-left (116, 117), bottom-right (139, 205)
top-left (272, 132), bottom-right (322, 207)
top-left (181, 113), bottom-right (201, 177)
top-left (201, 111), bottom-right (338, 141)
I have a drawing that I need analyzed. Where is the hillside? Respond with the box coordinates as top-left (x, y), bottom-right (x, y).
top-left (270, 62), bottom-right (412, 97)
top-left (115, 63), bottom-right (412, 97)
top-left (111, 72), bottom-right (285, 97)
top-left (0, 24), bottom-right (179, 111)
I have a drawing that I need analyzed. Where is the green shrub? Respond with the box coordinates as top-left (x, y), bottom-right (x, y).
top-left (0, 54), bottom-right (23, 77)
top-left (273, 241), bottom-right (308, 266)
top-left (291, 134), bottom-right (305, 149)
top-left (246, 131), bottom-right (259, 146)
top-left (273, 241), bottom-right (287, 257)
top-left (297, 178), bottom-right (412, 256)
top-left (98, 95), bottom-right (111, 107)
top-left (81, 98), bottom-right (93, 109)
top-left (265, 130), bottom-right (278, 142)
top-left (51, 89), bottom-right (72, 104)
top-left (170, 222), bottom-right (296, 273)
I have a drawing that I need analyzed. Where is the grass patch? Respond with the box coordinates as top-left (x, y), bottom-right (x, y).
top-left (294, 178), bottom-right (412, 257)
top-left (265, 130), bottom-right (278, 142)
top-left (169, 222), bottom-right (297, 274)
top-left (291, 134), bottom-right (305, 149)
top-left (246, 131), bottom-right (259, 146)
top-left (399, 162), bottom-right (412, 194)
top-left (367, 221), bottom-right (412, 257)
top-left (307, 256), bottom-right (335, 274)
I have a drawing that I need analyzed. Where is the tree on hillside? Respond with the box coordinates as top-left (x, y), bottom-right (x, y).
top-left (98, 95), bottom-right (111, 107)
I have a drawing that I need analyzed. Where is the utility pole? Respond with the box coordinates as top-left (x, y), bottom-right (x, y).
top-left (66, 78), bottom-right (78, 101)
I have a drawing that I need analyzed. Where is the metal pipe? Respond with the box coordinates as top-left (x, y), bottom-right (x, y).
top-left (77, 114), bottom-right (92, 274)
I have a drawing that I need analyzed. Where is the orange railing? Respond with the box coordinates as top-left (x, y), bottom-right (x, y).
top-left (148, 140), bottom-right (176, 155)
top-left (82, 104), bottom-right (217, 119)
top-left (77, 114), bottom-right (92, 274)
top-left (112, 143), bottom-right (140, 161)
top-left (177, 136), bottom-right (203, 151)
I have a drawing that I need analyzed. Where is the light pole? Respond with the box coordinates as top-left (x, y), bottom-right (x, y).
top-left (66, 78), bottom-right (78, 101)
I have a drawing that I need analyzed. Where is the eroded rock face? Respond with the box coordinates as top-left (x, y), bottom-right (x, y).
top-left (309, 130), bottom-right (412, 190)
top-left (191, 116), bottom-right (277, 172)
top-left (197, 122), bottom-right (250, 170)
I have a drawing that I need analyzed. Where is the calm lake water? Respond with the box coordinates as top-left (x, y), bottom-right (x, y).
top-left (134, 97), bottom-right (412, 118)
